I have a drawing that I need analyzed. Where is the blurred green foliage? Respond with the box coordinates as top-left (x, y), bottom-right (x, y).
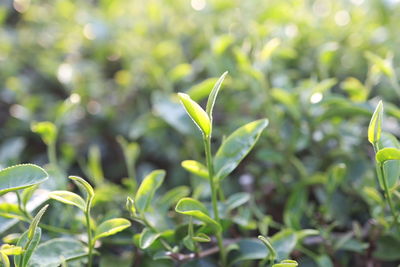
top-left (2, 0), bottom-right (400, 266)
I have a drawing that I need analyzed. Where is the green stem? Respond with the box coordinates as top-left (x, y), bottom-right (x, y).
top-left (203, 136), bottom-right (226, 266)
top-left (379, 164), bottom-right (400, 230)
top-left (85, 210), bottom-right (93, 267)
top-left (48, 141), bottom-right (57, 167)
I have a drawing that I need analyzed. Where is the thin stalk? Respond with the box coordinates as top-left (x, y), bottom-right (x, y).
top-left (48, 141), bottom-right (57, 167)
top-left (85, 209), bottom-right (93, 267)
top-left (203, 136), bottom-right (226, 266)
top-left (379, 164), bottom-right (400, 230)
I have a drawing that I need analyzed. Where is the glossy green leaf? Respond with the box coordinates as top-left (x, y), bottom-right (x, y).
top-left (68, 176), bottom-right (94, 201)
top-left (0, 164), bottom-right (48, 195)
top-left (206, 71), bottom-right (228, 122)
top-left (48, 191), bottom-right (86, 211)
top-left (368, 100), bottom-right (383, 145)
top-left (214, 119), bottom-right (268, 180)
top-left (94, 218), bottom-right (131, 242)
top-left (31, 121), bottom-right (57, 145)
top-left (181, 160), bottom-right (209, 180)
top-left (376, 147), bottom-right (400, 164)
top-left (135, 170), bottom-right (165, 213)
top-left (15, 228), bottom-right (42, 267)
top-left (178, 93), bottom-right (211, 137)
top-left (139, 228), bottom-right (160, 249)
top-left (175, 198), bottom-right (221, 232)
top-left (28, 238), bottom-right (87, 267)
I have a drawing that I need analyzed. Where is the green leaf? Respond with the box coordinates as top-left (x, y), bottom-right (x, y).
top-left (0, 164), bottom-right (48, 195)
top-left (186, 78), bottom-right (219, 102)
top-left (214, 119), bottom-right (268, 180)
top-left (192, 233), bottom-right (211, 242)
top-left (28, 238), bottom-right (87, 267)
top-left (0, 251), bottom-right (10, 267)
top-left (376, 147), bottom-right (400, 164)
top-left (68, 176), bottom-right (94, 202)
top-left (135, 170), bottom-right (165, 213)
top-left (175, 198), bottom-right (221, 232)
top-left (31, 121), bottom-right (57, 145)
top-left (368, 100), bottom-right (383, 145)
top-left (181, 160), bottom-right (209, 180)
top-left (206, 71), bottom-right (228, 122)
top-left (21, 185), bottom-right (38, 207)
top-left (94, 218), bottom-right (131, 242)
top-left (258, 235), bottom-right (276, 261)
top-left (126, 196), bottom-right (137, 217)
top-left (178, 93), bottom-right (211, 137)
top-left (28, 205), bottom-right (48, 241)
top-left (139, 228), bottom-right (160, 249)
top-left (377, 133), bottom-right (400, 189)
top-left (373, 234), bottom-right (400, 261)
top-left (15, 228), bottom-right (42, 267)
top-left (48, 191), bottom-right (86, 211)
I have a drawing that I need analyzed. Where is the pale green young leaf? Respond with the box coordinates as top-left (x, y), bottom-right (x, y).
top-left (0, 244), bottom-right (23, 255)
top-left (31, 121), bottom-right (57, 145)
top-left (206, 71), bottom-right (228, 122)
top-left (376, 147), bottom-right (400, 164)
top-left (0, 251), bottom-right (10, 267)
top-left (28, 205), bottom-right (48, 240)
top-left (214, 119), bottom-right (268, 180)
top-left (187, 77), bottom-right (218, 101)
top-left (21, 185), bottom-right (38, 207)
top-left (175, 198), bottom-right (221, 232)
top-left (135, 170), bottom-right (165, 213)
top-left (48, 191), bottom-right (86, 211)
top-left (0, 164), bottom-right (48, 195)
top-left (272, 260), bottom-right (299, 267)
top-left (126, 196), bottom-right (137, 217)
top-left (178, 93), bottom-right (211, 137)
top-left (181, 160), bottom-right (209, 180)
top-left (193, 233), bottom-right (211, 242)
top-left (15, 228), bottom-right (41, 267)
top-left (377, 133), bottom-right (400, 189)
top-left (94, 218), bottom-right (131, 242)
top-left (368, 100), bottom-right (383, 145)
top-left (68, 176), bottom-right (94, 201)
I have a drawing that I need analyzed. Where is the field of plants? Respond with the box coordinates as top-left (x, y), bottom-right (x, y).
top-left (1, 0), bottom-right (400, 266)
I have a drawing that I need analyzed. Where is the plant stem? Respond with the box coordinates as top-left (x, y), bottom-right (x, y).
top-left (379, 164), bottom-right (400, 231)
top-left (203, 136), bottom-right (226, 266)
top-left (85, 211), bottom-right (93, 267)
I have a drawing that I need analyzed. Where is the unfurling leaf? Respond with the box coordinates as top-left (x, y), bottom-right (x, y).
top-left (368, 100), bottom-right (383, 145)
top-left (178, 93), bottom-right (211, 137)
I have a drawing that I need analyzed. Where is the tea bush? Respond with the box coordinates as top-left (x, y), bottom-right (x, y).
top-left (1, 0), bottom-right (400, 266)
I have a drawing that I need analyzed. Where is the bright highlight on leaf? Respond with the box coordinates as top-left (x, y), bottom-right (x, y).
top-left (0, 164), bottom-right (48, 195)
top-left (368, 100), bottom-right (383, 145)
top-left (178, 93), bottom-right (211, 137)
top-left (181, 160), bottom-right (209, 179)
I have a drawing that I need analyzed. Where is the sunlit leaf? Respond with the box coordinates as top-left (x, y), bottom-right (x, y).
top-left (31, 122), bottom-right (57, 145)
top-left (376, 147), bottom-right (400, 164)
top-left (206, 71), bottom-right (228, 122)
top-left (0, 164), bottom-right (48, 195)
top-left (94, 218), bottom-right (131, 241)
top-left (175, 198), bottom-right (221, 232)
top-left (181, 160), bottom-right (209, 180)
top-left (178, 93), bottom-right (211, 137)
top-left (214, 119), bottom-right (268, 180)
top-left (69, 176), bottom-right (94, 202)
top-left (139, 228), bottom-right (160, 249)
top-left (368, 100), bottom-right (383, 145)
top-left (48, 191), bottom-right (86, 211)
top-left (135, 170), bottom-right (165, 213)
top-left (15, 228), bottom-right (42, 267)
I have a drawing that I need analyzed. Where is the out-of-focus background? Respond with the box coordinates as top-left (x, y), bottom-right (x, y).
top-left (2, 0), bottom-right (400, 265)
